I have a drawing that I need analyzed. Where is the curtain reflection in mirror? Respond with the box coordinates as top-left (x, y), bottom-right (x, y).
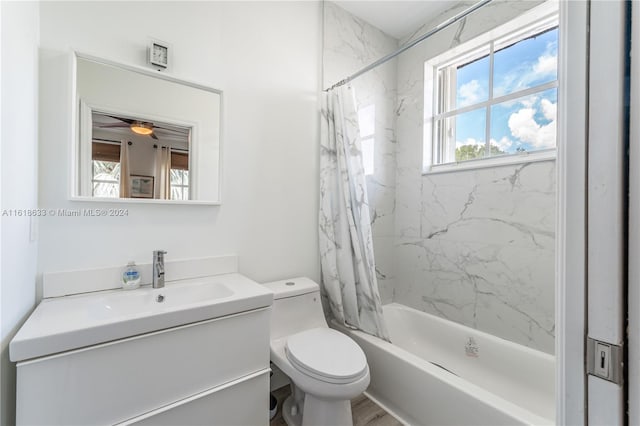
top-left (155, 147), bottom-right (171, 199)
top-left (119, 142), bottom-right (131, 198)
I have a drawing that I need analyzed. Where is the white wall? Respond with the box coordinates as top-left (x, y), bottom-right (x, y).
top-left (1, 2), bottom-right (40, 424)
top-left (38, 2), bottom-right (321, 286)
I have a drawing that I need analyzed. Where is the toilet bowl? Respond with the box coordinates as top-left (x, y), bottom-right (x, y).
top-left (264, 278), bottom-right (370, 426)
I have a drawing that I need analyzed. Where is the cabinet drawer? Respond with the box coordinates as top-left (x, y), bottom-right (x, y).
top-left (16, 308), bottom-right (270, 425)
top-left (122, 370), bottom-right (269, 426)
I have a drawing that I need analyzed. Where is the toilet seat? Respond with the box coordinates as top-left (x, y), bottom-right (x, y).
top-left (285, 328), bottom-right (368, 384)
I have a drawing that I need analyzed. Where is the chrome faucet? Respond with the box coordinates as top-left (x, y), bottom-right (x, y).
top-left (152, 250), bottom-right (167, 288)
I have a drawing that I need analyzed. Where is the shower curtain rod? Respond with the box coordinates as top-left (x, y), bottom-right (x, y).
top-left (324, 0), bottom-right (493, 92)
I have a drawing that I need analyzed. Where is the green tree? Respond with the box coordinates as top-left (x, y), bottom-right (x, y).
top-left (455, 143), bottom-right (505, 162)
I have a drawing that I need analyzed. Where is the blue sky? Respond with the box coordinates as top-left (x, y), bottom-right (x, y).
top-left (453, 28), bottom-right (558, 155)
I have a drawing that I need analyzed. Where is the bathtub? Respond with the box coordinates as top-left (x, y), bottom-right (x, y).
top-left (333, 303), bottom-right (554, 425)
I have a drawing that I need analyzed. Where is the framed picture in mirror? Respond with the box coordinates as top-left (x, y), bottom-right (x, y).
top-left (130, 175), bottom-right (154, 198)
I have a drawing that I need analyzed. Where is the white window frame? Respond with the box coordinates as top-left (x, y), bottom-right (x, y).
top-left (170, 168), bottom-right (190, 201)
top-left (423, 2), bottom-right (559, 174)
top-left (91, 160), bottom-right (120, 198)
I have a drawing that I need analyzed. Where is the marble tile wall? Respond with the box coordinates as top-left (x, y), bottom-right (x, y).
top-left (394, 0), bottom-right (555, 354)
top-left (324, 0), bottom-right (555, 353)
top-left (393, 163), bottom-right (556, 353)
top-left (323, 2), bottom-right (399, 303)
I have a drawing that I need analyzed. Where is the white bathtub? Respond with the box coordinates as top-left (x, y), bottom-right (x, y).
top-left (334, 303), bottom-right (554, 425)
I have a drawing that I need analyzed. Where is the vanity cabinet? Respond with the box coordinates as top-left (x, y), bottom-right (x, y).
top-left (121, 371), bottom-right (267, 426)
top-left (15, 307), bottom-right (270, 425)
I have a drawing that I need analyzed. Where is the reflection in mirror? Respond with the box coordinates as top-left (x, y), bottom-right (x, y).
top-left (74, 53), bottom-right (222, 203)
top-left (91, 112), bottom-right (191, 200)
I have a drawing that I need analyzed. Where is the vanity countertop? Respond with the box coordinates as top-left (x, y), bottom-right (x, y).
top-left (10, 273), bottom-right (273, 362)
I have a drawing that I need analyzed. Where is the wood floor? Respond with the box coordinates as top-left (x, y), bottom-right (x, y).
top-left (270, 385), bottom-right (402, 426)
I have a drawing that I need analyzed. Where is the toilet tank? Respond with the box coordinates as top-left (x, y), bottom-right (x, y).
top-left (262, 277), bottom-right (327, 340)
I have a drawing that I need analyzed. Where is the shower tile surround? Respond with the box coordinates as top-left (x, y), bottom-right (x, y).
top-left (325, 0), bottom-right (555, 353)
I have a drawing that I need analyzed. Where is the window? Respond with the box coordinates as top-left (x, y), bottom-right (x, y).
top-left (92, 141), bottom-right (120, 198)
top-left (170, 169), bottom-right (189, 200)
top-left (170, 151), bottom-right (189, 201)
top-left (358, 104), bottom-right (375, 176)
top-left (425, 8), bottom-right (558, 169)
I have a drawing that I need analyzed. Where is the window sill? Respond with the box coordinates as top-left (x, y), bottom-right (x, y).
top-left (423, 149), bottom-right (556, 175)
top-left (69, 196), bottom-right (220, 206)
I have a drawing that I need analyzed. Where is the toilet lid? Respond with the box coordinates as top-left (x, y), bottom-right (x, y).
top-left (285, 328), bottom-right (367, 384)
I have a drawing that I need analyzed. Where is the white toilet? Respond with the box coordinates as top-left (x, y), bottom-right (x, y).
top-left (263, 277), bottom-right (370, 426)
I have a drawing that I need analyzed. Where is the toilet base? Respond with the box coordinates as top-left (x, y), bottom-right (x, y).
top-left (303, 394), bottom-right (352, 426)
top-left (282, 396), bottom-right (303, 426)
top-left (281, 393), bottom-right (353, 426)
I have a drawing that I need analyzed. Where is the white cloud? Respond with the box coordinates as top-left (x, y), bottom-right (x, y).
top-left (509, 108), bottom-right (536, 139)
top-left (540, 98), bottom-right (556, 120)
top-left (507, 101), bottom-right (557, 149)
top-left (493, 40), bottom-right (558, 96)
top-left (491, 136), bottom-right (513, 151)
top-left (534, 54), bottom-right (557, 76)
top-left (519, 96), bottom-right (537, 109)
top-left (458, 80), bottom-right (485, 107)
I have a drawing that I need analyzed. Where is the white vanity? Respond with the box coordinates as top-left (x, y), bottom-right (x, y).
top-left (10, 270), bottom-right (273, 425)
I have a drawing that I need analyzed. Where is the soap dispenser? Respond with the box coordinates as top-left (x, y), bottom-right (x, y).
top-left (122, 261), bottom-right (141, 290)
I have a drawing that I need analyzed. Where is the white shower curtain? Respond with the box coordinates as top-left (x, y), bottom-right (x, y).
top-left (319, 86), bottom-right (390, 341)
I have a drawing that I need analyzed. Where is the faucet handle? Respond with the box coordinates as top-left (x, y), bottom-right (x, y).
top-left (154, 250), bottom-right (167, 257)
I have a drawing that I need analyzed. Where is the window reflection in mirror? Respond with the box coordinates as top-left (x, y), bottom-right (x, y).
top-left (91, 111), bottom-right (191, 200)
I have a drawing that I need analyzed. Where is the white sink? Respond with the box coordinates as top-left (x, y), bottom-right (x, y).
top-left (89, 280), bottom-right (235, 320)
top-left (10, 273), bottom-right (273, 362)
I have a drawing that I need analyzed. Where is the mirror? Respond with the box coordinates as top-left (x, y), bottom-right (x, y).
top-left (73, 53), bottom-right (221, 203)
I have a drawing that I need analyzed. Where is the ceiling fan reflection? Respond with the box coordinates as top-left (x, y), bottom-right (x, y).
top-left (97, 116), bottom-right (189, 140)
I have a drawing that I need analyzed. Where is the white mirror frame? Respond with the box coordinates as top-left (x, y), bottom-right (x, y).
top-left (69, 51), bottom-right (223, 205)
